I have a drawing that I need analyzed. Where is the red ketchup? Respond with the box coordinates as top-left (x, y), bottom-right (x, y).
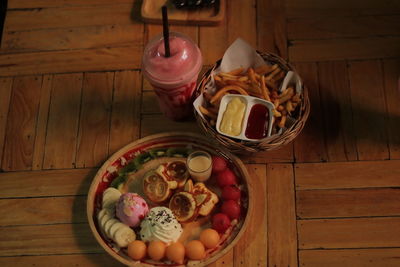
top-left (245, 104), bottom-right (269, 139)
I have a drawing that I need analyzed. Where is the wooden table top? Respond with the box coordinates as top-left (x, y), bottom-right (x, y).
top-left (0, 0), bottom-right (399, 266)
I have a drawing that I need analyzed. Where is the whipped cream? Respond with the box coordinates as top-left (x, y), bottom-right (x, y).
top-left (139, 207), bottom-right (183, 244)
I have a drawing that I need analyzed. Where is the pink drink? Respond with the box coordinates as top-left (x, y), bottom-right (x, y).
top-left (142, 32), bottom-right (202, 120)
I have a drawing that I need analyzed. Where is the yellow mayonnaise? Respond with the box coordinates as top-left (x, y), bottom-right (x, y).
top-left (219, 97), bottom-right (246, 136)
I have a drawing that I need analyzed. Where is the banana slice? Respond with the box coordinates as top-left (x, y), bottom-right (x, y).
top-left (109, 221), bottom-right (124, 239)
top-left (113, 225), bottom-right (136, 248)
top-left (104, 218), bottom-right (119, 238)
top-left (169, 192), bottom-right (198, 222)
top-left (102, 188), bottom-right (121, 209)
top-left (100, 212), bottom-right (114, 232)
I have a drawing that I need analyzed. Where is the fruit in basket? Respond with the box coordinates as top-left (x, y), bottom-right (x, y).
top-left (185, 240), bottom-right (206, 260)
top-left (200, 228), bottom-right (220, 249)
top-left (166, 242), bottom-right (185, 264)
top-left (221, 185), bottom-right (241, 201)
top-left (148, 240), bottom-right (166, 261)
top-left (212, 213), bottom-right (231, 233)
top-left (221, 200), bottom-right (241, 220)
top-left (115, 193), bottom-right (149, 227)
top-left (212, 156), bottom-right (228, 173)
top-left (216, 169), bottom-right (237, 187)
top-left (127, 240), bottom-right (147, 260)
top-left (102, 187), bottom-right (121, 209)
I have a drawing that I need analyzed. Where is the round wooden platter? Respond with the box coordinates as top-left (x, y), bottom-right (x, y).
top-left (87, 132), bottom-right (253, 267)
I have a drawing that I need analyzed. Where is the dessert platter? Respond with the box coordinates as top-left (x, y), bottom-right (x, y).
top-left (87, 132), bottom-right (252, 266)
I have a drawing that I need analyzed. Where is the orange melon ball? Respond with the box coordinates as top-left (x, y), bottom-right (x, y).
top-left (127, 240), bottom-right (147, 260)
top-left (166, 242), bottom-right (185, 264)
top-left (185, 240), bottom-right (205, 260)
top-left (148, 240), bottom-right (166, 261)
top-left (200, 228), bottom-right (220, 249)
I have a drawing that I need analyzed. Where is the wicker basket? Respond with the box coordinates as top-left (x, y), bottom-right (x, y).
top-left (194, 52), bottom-right (310, 154)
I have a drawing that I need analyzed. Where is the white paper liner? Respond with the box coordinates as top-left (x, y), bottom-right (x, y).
top-left (194, 38), bottom-right (303, 142)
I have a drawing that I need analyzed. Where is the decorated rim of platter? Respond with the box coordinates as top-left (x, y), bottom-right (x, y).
top-left (87, 132), bottom-right (253, 267)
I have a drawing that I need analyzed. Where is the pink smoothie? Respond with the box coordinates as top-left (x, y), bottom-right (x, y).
top-left (142, 32), bottom-right (202, 120)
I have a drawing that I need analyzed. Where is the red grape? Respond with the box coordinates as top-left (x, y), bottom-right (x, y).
top-left (212, 156), bottom-right (227, 173)
top-left (212, 213), bottom-right (231, 233)
top-left (216, 169), bottom-right (237, 187)
top-left (221, 200), bottom-right (241, 220)
top-left (221, 185), bottom-right (241, 201)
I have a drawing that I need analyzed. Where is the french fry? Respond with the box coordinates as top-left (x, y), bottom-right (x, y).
top-left (249, 91), bottom-right (264, 98)
top-left (277, 105), bottom-right (284, 112)
top-left (273, 109), bottom-right (282, 117)
top-left (228, 67), bottom-right (245, 76)
top-left (219, 72), bottom-right (239, 79)
top-left (273, 98), bottom-right (280, 108)
top-left (278, 115), bottom-right (287, 128)
top-left (291, 93), bottom-right (301, 103)
top-left (214, 75), bottom-right (222, 82)
top-left (248, 68), bottom-right (258, 86)
top-left (199, 105), bottom-right (217, 120)
top-left (226, 80), bottom-right (251, 90)
top-left (238, 76), bottom-right (249, 82)
top-left (210, 85), bottom-right (249, 104)
top-left (279, 92), bottom-right (295, 104)
top-left (271, 91), bottom-right (279, 99)
top-left (280, 86), bottom-right (294, 97)
top-left (260, 75), bottom-right (271, 101)
top-left (286, 101), bottom-right (293, 113)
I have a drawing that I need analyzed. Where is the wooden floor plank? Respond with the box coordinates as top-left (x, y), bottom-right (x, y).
top-left (32, 74), bottom-right (52, 170)
top-left (8, 0), bottom-right (133, 9)
top-left (241, 144), bottom-right (294, 163)
top-left (109, 70), bottom-right (141, 155)
top-left (0, 77), bottom-right (13, 169)
top-left (293, 62), bottom-right (327, 162)
top-left (383, 59), bottom-right (400, 159)
top-left (295, 160), bottom-right (400, 190)
top-left (348, 60), bottom-right (389, 160)
top-left (288, 15), bottom-right (400, 40)
top-left (141, 91), bottom-right (161, 114)
top-left (4, 4), bottom-right (135, 31)
top-left (140, 114), bottom-right (201, 137)
top-left (227, 0), bottom-right (257, 48)
top-left (0, 196), bottom-right (86, 226)
top-left (285, 0), bottom-right (400, 18)
top-left (199, 15), bottom-right (227, 65)
top-left (0, 168), bottom-right (95, 198)
top-left (43, 73), bottom-right (82, 169)
top-left (1, 24), bottom-right (143, 53)
top-left (297, 188), bottom-right (400, 219)
top-left (1, 75), bottom-right (42, 171)
top-left (298, 217), bottom-right (400, 249)
top-left (0, 46), bottom-right (142, 77)
top-left (289, 37), bottom-right (400, 62)
top-left (299, 248), bottom-right (400, 267)
top-left (267, 164), bottom-right (298, 267)
top-left (75, 72), bottom-right (113, 168)
top-left (0, 223), bottom-right (102, 256)
top-left (318, 61), bottom-right (357, 161)
top-left (0, 253), bottom-right (125, 267)
top-left (234, 164), bottom-right (267, 267)
top-left (257, 0), bottom-right (287, 59)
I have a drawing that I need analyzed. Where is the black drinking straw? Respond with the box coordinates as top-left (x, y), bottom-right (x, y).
top-left (161, 5), bottom-right (170, 57)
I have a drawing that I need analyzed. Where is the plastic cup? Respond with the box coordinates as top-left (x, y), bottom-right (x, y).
top-left (142, 32), bottom-right (203, 121)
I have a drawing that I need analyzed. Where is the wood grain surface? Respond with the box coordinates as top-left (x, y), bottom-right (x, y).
top-left (0, 0), bottom-right (399, 266)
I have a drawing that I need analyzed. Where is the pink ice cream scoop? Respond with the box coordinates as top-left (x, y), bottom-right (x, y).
top-left (116, 193), bottom-right (149, 227)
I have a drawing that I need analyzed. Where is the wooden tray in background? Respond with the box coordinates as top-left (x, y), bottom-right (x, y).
top-left (141, 0), bottom-right (225, 26)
